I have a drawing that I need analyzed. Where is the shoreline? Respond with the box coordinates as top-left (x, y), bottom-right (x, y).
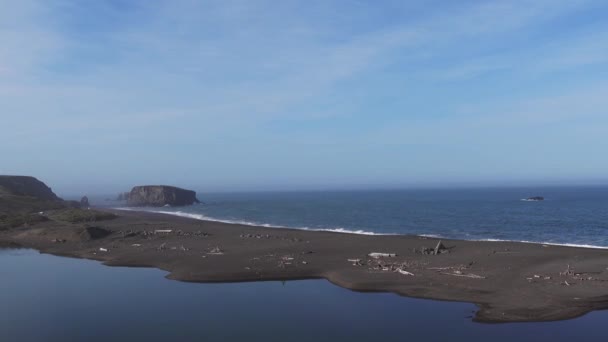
top-left (2, 208), bottom-right (608, 323)
top-left (114, 207), bottom-right (608, 250)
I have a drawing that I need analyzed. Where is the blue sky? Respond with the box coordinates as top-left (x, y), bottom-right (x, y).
top-left (1, 0), bottom-right (607, 194)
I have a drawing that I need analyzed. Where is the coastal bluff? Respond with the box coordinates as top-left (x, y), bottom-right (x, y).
top-left (0, 175), bottom-right (61, 201)
top-left (127, 185), bottom-right (200, 207)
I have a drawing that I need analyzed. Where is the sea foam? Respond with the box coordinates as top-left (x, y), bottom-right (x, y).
top-left (114, 208), bottom-right (380, 235)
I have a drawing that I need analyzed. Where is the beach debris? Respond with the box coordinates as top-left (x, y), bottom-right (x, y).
top-left (527, 274), bottom-right (552, 282)
top-left (302, 261), bottom-right (308, 265)
top-left (207, 246), bottom-right (224, 255)
top-left (416, 241), bottom-right (450, 255)
top-left (179, 245), bottom-right (188, 251)
top-left (157, 243), bottom-right (167, 251)
top-left (240, 233), bottom-right (272, 239)
top-left (397, 269), bottom-right (414, 276)
top-left (99, 247), bottom-right (108, 252)
top-left (557, 264), bottom-right (603, 282)
top-left (367, 259), bottom-right (422, 274)
top-left (563, 281), bottom-right (571, 286)
top-left (154, 229), bottom-right (172, 234)
top-left (348, 258), bottom-right (364, 266)
top-left (368, 252), bottom-right (397, 258)
top-left (428, 264), bottom-right (485, 279)
top-left (492, 249), bottom-right (520, 255)
top-left (439, 271), bottom-right (486, 279)
top-left (277, 255), bottom-right (296, 268)
top-left (131, 243), bottom-right (141, 247)
top-left (52, 238), bottom-right (67, 243)
top-left (560, 264), bottom-right (574, 277)
top-left (434, 241), bottom-right (447, 255)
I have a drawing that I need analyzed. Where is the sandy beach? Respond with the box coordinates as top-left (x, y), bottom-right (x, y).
top-left (1, 208), bottom-right (607, 323)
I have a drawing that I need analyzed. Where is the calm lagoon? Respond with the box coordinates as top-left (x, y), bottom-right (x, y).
top-left (1, 249), bottom-right (606, 341)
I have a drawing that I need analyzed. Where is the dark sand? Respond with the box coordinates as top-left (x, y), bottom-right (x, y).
top-left (2, 209), bottom-right (607, 323)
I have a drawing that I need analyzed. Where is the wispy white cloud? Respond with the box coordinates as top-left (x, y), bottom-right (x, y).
top-left (2, 0), bottom-right (607, 188)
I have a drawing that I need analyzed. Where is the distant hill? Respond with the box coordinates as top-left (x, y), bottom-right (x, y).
top-left (0, 175), bottom-right (116, 230)
top-left (0, 175), bottom-right (61, 201)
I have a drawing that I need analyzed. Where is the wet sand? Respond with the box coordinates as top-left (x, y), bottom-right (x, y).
top-left (2, 208), bottom-right (607, 323)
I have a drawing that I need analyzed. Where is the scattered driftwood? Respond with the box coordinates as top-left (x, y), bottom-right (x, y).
top-left (240, 233), bottom-right (271, 239)
top-left (429, 264), bottom-right (485, 279)
top-left (136, 229), bottom-right (207, 238)
top-left (440, 271), bottom-right (485, 279)
top-left (154, 229), bottom-right (172, 234)
top-left (157, 243), bottom-right (167, 251)
top-left (397, 269), bottom-right (414, 276)
top-left (526, 274), bottom-right (552, 281)
top-left (560, 264), bottom-right (574, 277)
top-left (558, 264), bottom-right (602, 282)
top-left (348, 258), bottom-right (364, 266)
top-left (434, 241), bottom-right (446, 255)
top-left (368, 252), bottom-right (397, 258)
top-left (416, 241), bottom-right (450, 255)
top-left (207, 246), bottom-right (224, 255)
top-left (99, 247), bottom-right (108, 252)
top-left (239, 233), bottom-right (302, 242)
top-left (131, 243), bottom-right (141, 247)
top-left (367, 259), bottom-right (421, 276)
top-left (278, 255), bottom-right (295, 268)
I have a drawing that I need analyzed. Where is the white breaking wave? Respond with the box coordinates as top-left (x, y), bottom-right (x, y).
top-left (419, 234), bottom-right (443, 239)
top-left (475, 238), bottom-right (608, 250)
top-left (114, 207), bottom-right (608, 249)
top-left (114, 208), bottom-right (381, 235)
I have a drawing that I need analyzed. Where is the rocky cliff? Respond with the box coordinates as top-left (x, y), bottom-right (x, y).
top-left (0, 176), bottom-right (74, 230)
top-left (0, 176), bottom-right (61, 201)
top-left (127, 185), bottom-right (200, 207)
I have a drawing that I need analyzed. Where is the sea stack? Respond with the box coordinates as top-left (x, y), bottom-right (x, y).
top-left (126, 185), bottom-right (200, 207)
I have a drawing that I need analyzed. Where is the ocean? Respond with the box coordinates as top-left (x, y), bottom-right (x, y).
top-left (96, 186), bottom-right (608, 248)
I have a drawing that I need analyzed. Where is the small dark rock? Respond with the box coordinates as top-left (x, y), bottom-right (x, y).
top-left (526, 196), bottom-right (544, 201)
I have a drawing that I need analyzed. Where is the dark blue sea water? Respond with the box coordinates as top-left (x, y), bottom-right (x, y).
top-left (102, 186), bottom-right (608, 248)
top-left (2, 248), bottom-right (607, 342)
